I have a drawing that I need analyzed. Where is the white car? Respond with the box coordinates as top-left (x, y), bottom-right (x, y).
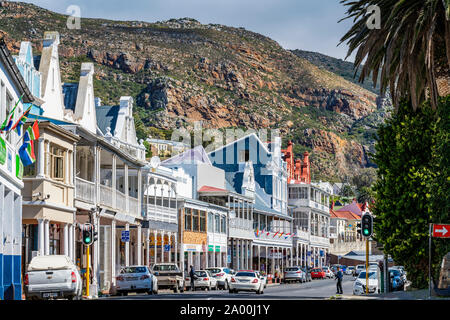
top-left (229, 270), bottom-right (264, 294)
top-left (206, 267), bottom-right (233, 290)
top-left (116, 265), bottom-right (158, 296)
top-left (186, 270), bottom-right (215, 291)
top-left (346, 266), bottom-right (355, 275)
top-left (283, 266), bottom-right (306, 283)
top-left (353, 270), bottom-right (379, 295)
top-left (355, 264), bottom-right (365, 277)
top-left (255, 271), bottom-right (267, 288)
top-left (323, 267), bottom-right (333, 278)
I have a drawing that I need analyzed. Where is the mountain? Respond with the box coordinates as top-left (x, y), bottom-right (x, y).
top-left (0, 1), bottom-right (390, 181)
top-left (290, 49), bottom-right (381, 95)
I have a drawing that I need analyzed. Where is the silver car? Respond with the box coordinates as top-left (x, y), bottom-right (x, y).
top-left (283, 266), bottom-right (306, 283)
top-left (116, 266), bottom-right (158, 296)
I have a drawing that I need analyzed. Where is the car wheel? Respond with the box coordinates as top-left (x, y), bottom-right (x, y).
top-left (229, 289), bottom-right (234, 294)
top-left (122, 292), bottom-right (128, 296)
top-left (174, 285), bottom-right (180, 293)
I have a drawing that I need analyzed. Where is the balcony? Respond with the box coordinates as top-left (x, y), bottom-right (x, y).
top-left (294, 227), bottom-right (310, 241)
top-left (229, 218), bottom-right (252, 230)
top-left (145, 203), bottom-right (177, 224)
top-left (76, 178), bottom-right (141, 217)
top-left (76, 178), bottom-right (95, 204)
top-left (310, 235), bottom-right (330, 246)
top-left (254, 229), bottom-right (292, 244)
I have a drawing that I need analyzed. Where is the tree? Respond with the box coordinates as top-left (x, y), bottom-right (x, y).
top-left (356, 186), bottom-right (375, 204)
top-left (372, 97), bottom-right (450, 289)
top-left (339, 0), bottom-right (450, 111)
top-left (340, 185), bottom-right (355, 197)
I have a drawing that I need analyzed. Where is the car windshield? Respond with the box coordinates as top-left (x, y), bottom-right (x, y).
top-left (285, 267), bottom-right (299, 272)
top-left (120, 267), bottom-right (147, 274)
top-left (312, 269), bottom-right (321, 272)
top-left (235, 272), bottom-right (256, 277)
top-left (348, 266), bottom-right (355, 269)
top-left (152, 264), bottom-right (179, 272)
top-left (357, 266), bottom-right (365, 269)
top-left (206, 268), bottom-right (221, 273)
top-left (358, 272), bottom-right (377, 279)
top-left (195, 271), bottom-right (207, 277)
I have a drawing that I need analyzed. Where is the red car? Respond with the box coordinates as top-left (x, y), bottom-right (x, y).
top-left (310, 268), bottom-right (326, 279)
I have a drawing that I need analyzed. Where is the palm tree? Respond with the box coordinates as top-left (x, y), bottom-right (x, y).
top-left (339, 0), bottom-right (450, 110)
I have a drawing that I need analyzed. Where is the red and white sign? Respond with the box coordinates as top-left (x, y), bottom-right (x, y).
top-left (432, 224), bottom-right (450, 238)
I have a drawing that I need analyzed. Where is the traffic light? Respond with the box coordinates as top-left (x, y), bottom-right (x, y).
top-left (356, 222), bottom-right (362, 235)
top-left (361, 213), bottom-right (373, 237)
top-left (93, 228), bottom-right (98, 243)
top-left (82, 224), bottom-right (93, 246)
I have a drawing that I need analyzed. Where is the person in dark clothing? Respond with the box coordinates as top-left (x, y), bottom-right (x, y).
top-left (336, 266), bottom-right (343, 294)
top-left (189, 265), bottom-right (196, 291)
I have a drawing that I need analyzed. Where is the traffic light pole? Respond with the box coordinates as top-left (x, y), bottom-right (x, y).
top-left (86, 244), bottom-right (90, 298)
top-left (366, 238), bottom-right (369, 294)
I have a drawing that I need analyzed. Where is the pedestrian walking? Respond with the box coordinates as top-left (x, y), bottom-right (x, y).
top-left (336, 266), bottom-right (343, 294)
top-left (189, 265), bottom-right (196, 291)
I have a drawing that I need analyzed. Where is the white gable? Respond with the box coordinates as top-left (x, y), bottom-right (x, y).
top-left (73, 63), bottom-right (97, 133)
top-left (39, 31), bottom-right (65, 121)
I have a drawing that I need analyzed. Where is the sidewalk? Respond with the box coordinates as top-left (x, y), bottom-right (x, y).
top-left (331, 289), bottom-right (450, 300)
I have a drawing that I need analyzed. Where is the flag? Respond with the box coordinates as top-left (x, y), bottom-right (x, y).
top-left (19, 140), bottom-right (36, 166)
top-left (12, 106), bottom-right (32, 136)
top-left (272, 231), bottom-right (279, 238)
top-left (0, 94), bottom-right (23, 132)
top-left (24, 120), bottom-right (40, 142)
top-left (255, 228), bottom-right (259, 237)
top-left (278, 232), bottom-right (284, 238)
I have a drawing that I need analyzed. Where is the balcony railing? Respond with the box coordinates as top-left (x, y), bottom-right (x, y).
top-left (76, 178), bottom-right (95, 203)
top-left (116, 190), bottom-right (126, 212)
top-left (229, 218), bottom-right (252, 230)
top-left (99, 184), bottom-right (113, 207)
top-left (146, 204), bottom-right (177, 224)
top-left (129, 196), bottom-right (140, 218)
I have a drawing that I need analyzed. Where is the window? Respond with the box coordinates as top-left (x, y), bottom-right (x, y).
top-left (215, 214), bottom-right (220, 233)
top-left (221, 216), bottom-right (226, 234)
top-left (208, 212), bottom-right (214, 232)
top-left (184, 208), bottom-right (192, 231)
top-left (299, 187), bottom-right (307, 199)
top-left (192, 209), bottom-right (199, 231)
top-left (5, 93), bottom-right (13, 144)
top-left (200, 211), bottom-right (206, 232)
top-left (0, 81), bottom-right (5, 123)
top-left (49, 145), bottom-right (65, 180)
top-left (239, 149), bottom-right (250, 162)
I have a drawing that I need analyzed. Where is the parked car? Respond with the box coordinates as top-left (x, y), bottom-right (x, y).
top-left (311, 268), bottom-right (326, 279)
top-left (346, 266), bottom-right (355, 275)
top-left (353, 269), bottom-right (379, 295)
top-left (355, 264), bottom-right (365, 276)
top-left (185, 270), bottom-right (215, 291)
top-left (322, 267), bottom-right (333, 278)
top-left (229, 270), bottom-right (264, 294)
top-left (301, 267), bottom-right (312, 282)
top-left (255, 271), bottom-right (267, 288)
top-left (206, 267), bottom-right (233, 290)
top-left (150, 263), bottom-right (184, 293)
top-left (24, 255), bottom-right (82, 300)
top-left (388, 268), bottom-right (404, 291)
top-left (283, 266), bottom-right (306, 283)
top-left (391, 266), bottom-right (407, 283)
top-left (116, 265), bottom-right (158, 296)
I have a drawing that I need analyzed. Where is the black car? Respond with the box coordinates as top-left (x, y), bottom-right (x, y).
top-left (301, 267), bottom-right (312, 282)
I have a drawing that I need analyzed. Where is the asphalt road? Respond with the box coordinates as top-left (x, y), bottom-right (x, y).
top-left (100, 275), bottom-right (356, 300)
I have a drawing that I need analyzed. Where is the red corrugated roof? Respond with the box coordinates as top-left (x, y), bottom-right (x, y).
top-left (198, 185), bottom-right (228, 193)
top-left (330, 210), bottom-right (360, 220)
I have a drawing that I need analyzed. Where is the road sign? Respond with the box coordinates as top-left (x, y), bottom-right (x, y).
top-left (121, 230), bottom-right (130, 242)
top-left (432, 224), bottom-right (450, 238)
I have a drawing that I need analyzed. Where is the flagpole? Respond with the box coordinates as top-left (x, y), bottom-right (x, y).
top-left (15, 115), bottom-right (40, 148)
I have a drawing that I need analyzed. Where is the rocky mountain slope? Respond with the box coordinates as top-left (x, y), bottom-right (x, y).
top-left (0, 1), bottom-right (391, 181)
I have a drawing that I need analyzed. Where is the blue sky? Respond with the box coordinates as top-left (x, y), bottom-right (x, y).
top-left (21, 0), bottom-right (356, 61)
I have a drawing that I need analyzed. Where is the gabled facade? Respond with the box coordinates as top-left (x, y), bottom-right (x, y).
top-left (208, 133), bottom-right (294, 275)
top-left (38, 32), bottom-right (66, 121)
top-left (0, 39), bottom-right (34, 300)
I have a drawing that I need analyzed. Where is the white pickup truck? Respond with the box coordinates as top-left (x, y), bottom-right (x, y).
top-left (24, 255), bottom-right (83, 300)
